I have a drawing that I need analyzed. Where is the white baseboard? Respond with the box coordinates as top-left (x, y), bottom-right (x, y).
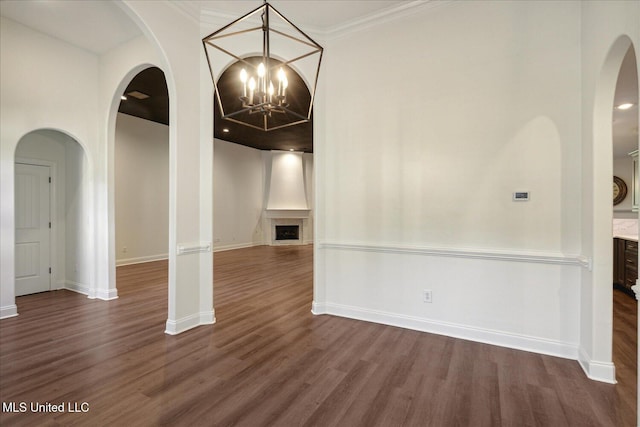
top-left (65, 281), bottom-right (118, 300)
top-left (312, 301), bottom-right (579, 361)
top-left (578, 347), bottom-right (617, 384)
top-left (91, 288), bottom-right (119, 301)
top-left (0, 304), bottom-right (18, 319)
top-left (165, 310), bottom-right (216, 335)
top-left (213, 242), bottom-right (263, 253)
top-left (116, 254), bottom-right (168, 266)
top-left (64, 280), bottom-right (90, 295)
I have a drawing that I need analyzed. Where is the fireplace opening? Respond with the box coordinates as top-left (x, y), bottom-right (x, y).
top-left (275, 225), bottom-right (300, 241)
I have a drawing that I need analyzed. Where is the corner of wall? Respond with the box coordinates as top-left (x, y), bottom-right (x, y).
top-left (0, 305), bottom-right (18, 320)
top-left (164, 310), bottom-right (215, 335)
top-left (578, 347), bottom-right (617, 384)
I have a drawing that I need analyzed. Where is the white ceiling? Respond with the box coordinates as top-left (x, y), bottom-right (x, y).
top-left (193, 1), bottom-right (411, 34)
top-left (0, 0), bottom-right (141, 54)
top-left (1, 0), bottom-right (637, 156)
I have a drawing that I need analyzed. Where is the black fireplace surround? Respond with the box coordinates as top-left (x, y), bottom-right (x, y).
top-left (275, 225), bottom-right (300, 241)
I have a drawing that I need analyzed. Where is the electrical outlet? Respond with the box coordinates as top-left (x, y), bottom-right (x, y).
top-left (423, 290), bottom-right (432, 303)
top-left (122, 246), bottom-right (127, 253)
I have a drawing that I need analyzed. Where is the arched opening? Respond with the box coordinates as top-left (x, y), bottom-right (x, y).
top-left (592, 34), bottom-right (638, 415)
top-left (113, 67), bottom-right (170, 298)
top-left (611, 43), bottom-right (639, 417)
top-left (212, 58), bottom-right (315, 325)
top-left (14, 129), bottom-right (90, 299)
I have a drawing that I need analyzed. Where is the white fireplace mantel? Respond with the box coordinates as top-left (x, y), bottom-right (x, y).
top-left (265, 209), bottom-right (310, 219)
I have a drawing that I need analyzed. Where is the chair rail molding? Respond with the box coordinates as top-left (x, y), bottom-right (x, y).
top-left (319, 241), bottom-right (590, 268)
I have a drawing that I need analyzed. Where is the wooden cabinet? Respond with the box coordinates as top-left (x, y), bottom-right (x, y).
top-left (630, 150), bottom-right (639, 212)
top-left (624, 239), bottom-right (638, 291)
top-left (614, 237), bottom-right (637, 296)
top-left (613, 238), bottom-right (626, 285)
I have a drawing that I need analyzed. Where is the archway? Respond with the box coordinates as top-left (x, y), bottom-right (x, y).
top-left (611, 43), bottom-right (639, 425)
top-left (14, 129), bottom-right (90, 300)
top-left (112, 67), bottom-right (170, 294)
top-left (592, 35), bottom-right (638, 419)
top-left (113, 67), bottom-right (169, 265)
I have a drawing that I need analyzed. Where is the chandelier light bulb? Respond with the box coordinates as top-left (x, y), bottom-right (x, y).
top-left (257, 62), bottom-right (266, 94)
top-left (248, 77), bottom-right (256, 104)
top-left (240, 68), bottom-right (248, 98)
top-left (277, 68), bottom-right (285, 97)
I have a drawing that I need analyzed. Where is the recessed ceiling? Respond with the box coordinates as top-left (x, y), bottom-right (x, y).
top-left (214, 57), bottom-right (313, 152)
top-left (118, 67), bottom-right (169, 126)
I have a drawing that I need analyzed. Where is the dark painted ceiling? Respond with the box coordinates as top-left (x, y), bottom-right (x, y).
top-left (118, 67), bottom-right (169, 126)
top-left (118, 65), bottom-right (313, 152)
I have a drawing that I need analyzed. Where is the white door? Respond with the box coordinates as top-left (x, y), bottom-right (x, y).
top-left (15, 163), bottom-right (51, 296)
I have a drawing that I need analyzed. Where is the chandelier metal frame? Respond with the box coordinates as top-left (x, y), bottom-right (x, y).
top-left (202, 1), bottom-right (324, 132)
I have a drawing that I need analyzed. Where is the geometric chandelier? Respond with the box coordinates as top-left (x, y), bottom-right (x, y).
top-left (202, 0), bottom-right (323, 132)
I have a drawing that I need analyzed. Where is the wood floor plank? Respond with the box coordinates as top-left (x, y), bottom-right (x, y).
top-left (0, 245), bottom-right (636, 426)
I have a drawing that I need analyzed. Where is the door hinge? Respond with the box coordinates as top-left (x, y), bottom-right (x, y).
top-left (49, 177), bottom-right (51, 183)
top-left (49, 267), bottom-right (51, 274)
top-left (49, 222), bottom-right (51, 229)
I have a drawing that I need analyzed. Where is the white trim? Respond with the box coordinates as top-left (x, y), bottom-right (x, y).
top-left (319, 241), bottom-right (590, 268)
top-left (89, 288), bottom-right (119, 301)
top-left (578, 347), bottom-right (617, 384)
top-left (265, 209), bottom-right (310, 219)
top-left (196, 1), bottom-right (458, 41)
top-left (0, 305), bottom-right (18, 319)
top-left (313, 301), bottom-right (579, 361)
top-left (165, 310), bottom-right (216, 335)
top-left (177, 242), bottom-right (211, 256)
top-left (64, 280), bottom-right (90, 296)
top-left (322, 0), bottom-right (456, 40)
top-left (213, 242), bottom-right (263, 253)
top-left (116, 253), bottom-right (168, 266)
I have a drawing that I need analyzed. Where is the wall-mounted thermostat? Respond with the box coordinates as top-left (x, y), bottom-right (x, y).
top-left (513, 191), bottom-right (530, 201)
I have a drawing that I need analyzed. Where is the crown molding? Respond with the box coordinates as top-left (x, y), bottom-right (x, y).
top-left (168, 0), bottom-right (200, 24)
top-left (195, 0), bottom-right (458, 42)
top-left (321, 0), bottom-right (456, 40)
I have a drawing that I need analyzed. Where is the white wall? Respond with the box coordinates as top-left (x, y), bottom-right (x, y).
top-left (0, 16), bottom-right (99, 318)
top-left (115, 113), bottom-right (169, 265)
top-left (267, 151), bottom-right (309, 210)
top-left (213, 138), bottom-right (265, 251)
top-left (314, 1), bottom-right (586, 367)
top-left (64, 140), bottom-right (88, 291)
top-left (113, 127), bottom-right (312, 257)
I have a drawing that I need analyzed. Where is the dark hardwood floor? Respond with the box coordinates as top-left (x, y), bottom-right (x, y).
top-left (0, 245), bottom-right (636, 426)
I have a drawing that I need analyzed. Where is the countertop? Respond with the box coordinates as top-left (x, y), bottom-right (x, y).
top-left (614, 234), bottom-right (639, 242)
